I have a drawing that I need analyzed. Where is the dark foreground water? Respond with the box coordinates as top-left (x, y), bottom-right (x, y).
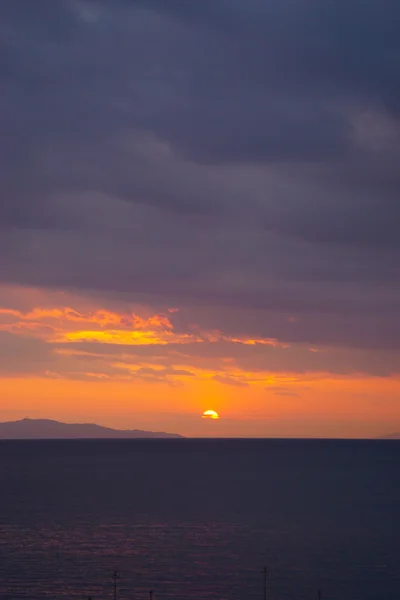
top-left (0, 440), bottom-right (399, 600)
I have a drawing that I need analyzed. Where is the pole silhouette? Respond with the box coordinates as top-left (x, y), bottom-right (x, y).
top-left (112, 571), bottom-right (120, 600)
top-left (262, 567), bottom-right (268, 600)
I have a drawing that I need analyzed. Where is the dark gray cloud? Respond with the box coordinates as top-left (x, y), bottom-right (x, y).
top-left (0, 0), bottom-right (399, 354)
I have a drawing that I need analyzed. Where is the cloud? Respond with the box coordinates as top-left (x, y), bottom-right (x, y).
top-left (0, 331), bottom-right (54, 376)
top-left (213, 375), bottom-right (249, 388)
top-left (3, 293), bottom-right (400, 378)
top-left (0, 0), bottom-right (399, 362)
top-left (113, 364), bottom-right (196, 384)
top-left (0, 303), bottom-right (284, 349)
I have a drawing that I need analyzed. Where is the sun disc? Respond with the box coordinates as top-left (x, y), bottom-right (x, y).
top-left (202, 410), bottom-right (220, 419)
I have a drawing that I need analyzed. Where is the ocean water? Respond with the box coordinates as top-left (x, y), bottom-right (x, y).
top-left (0, 439), bottom-right (399, 600)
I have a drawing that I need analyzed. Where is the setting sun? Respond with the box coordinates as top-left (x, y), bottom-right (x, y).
top-left (202, 410), bottom-right (220, 420)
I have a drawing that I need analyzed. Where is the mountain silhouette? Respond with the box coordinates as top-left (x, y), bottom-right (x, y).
top-left (0, 418), bottom-right (183, 439)
top-left (381, 433), bottom-right (400, 439)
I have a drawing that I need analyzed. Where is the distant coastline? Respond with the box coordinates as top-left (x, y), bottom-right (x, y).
top-left (0, 418), bottom-right (183, 439)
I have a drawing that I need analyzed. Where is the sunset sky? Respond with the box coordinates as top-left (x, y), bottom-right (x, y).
top-left (1, 0), bottom-right (400, 437)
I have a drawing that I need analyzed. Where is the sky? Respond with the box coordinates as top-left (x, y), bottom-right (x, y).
top-left (0, 0), bottom-right (400, 438)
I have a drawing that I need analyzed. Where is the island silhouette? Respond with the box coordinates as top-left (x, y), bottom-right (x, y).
top-left (0, 418), bottom-right (183, 439)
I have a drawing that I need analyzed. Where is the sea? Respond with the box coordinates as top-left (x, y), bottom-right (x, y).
top-left (0, 439), bottom-right (399, 600)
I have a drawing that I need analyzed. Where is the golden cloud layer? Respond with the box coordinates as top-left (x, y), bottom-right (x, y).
top-left (0, 306), bottom-right (283, 348)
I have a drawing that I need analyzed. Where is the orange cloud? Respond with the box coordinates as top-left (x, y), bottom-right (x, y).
top-left (227, 337), bottom-right (289, 348)
top-left (60, 329), bottom-right (200, 346)
top-left (0, 307), bottom-right (173, 329)
top-left (0, 305), bottom-right (288, 350)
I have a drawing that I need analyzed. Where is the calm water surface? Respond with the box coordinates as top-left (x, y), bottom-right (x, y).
top-left (0, 439), bottom-right (399, 600)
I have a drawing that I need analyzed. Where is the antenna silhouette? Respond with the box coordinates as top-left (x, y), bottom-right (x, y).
top-left (112, 570), bottom-right (120, 600)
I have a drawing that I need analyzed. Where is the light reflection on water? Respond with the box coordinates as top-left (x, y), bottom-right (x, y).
top-left (0, 440), bottom-right (399, 600)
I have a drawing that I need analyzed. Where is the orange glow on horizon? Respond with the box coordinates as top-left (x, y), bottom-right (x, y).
top-left (0, 285), bottom-right (399, 439)
top-left (0, 373), bottom-right (399, 438)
